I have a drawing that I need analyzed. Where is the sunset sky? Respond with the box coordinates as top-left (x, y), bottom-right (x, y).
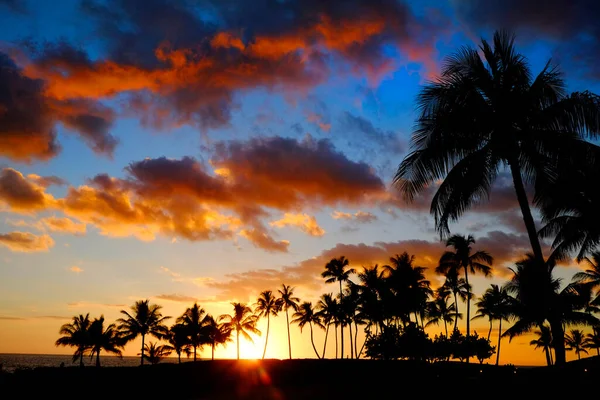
top-left (0, 0), bottom-right (599, 366)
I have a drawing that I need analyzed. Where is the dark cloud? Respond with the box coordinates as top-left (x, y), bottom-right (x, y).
top-left (0, 231), bottom-right (54, 252)
top-left (339, 112), bottom-right (404, 154)
top-left (0, 168), bottom-right (55, 211)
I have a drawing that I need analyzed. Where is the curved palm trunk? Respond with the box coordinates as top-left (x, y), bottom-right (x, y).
top-left (549, 318), bottom-right (566, 366)
top-left (285, 308), bottom-right (292, 359)
top-left (354, 321), bottom-right (359, 358)
top-left (237, 329), bottom-right (240, 360)
top-left (349, 322), bottom-right (354, 359)
top-left (140, 333), bottom-right (145, 366)
top-left (487, 319), bottom-right (492, 341)
top-left (577, 351), bottom-right (581, 360)
top-left (444, 319), bottom-right (448, 338)
top-left (508, 160), bottom-right (544, 263)
top-left (495, 319), bottom-right (502, 366)
top-left (79, 350), bottom-right (84, 368)
top-left (464, 267), bottom-right (471, 364)
top-left (322, 323), bottom-right (330, 359)
top-left (309, 322), bottom-right (320, 359)
top-left (193, 344), bottom-right (197, 362)
top-left (339, 280), bottom-right (344, 359)
top-left (544, 346), bottom-right (552, 366)
top-left (335, 324), bottom-right (338, 359)
top-left (453, 291), bottom-right (459, 332)
top-left (262, 314), bottom-right (270, 359)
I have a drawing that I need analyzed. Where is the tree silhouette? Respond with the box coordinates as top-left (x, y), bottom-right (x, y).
top-left (322, 256), bottom-right (355, 358)
top-left (167, 323), bottom-right (191, 363)
top-left (565, 329), bottom-right (589, 360)
top-left (530, 325), bottom-right (554, 366)
top-left (117, 300), bottom-right (170, 366)
top-left (254, 290), bottom-right (282, 359)
top-left (426, 288), bottom-right (459, 338)
top-left (316, 293), bottom-right (338, 359)
top-left (473, 284), bottom-right (512, 365)
top-left (88, 315), bottom-right (124, 367)
top-left (394, 30), bottom-right (600, 269)
top-left (292, 302), bottom-right (324, 359)
top-left (177, 303), bottom-right (207, 361)
top-left (204, 315), bottom-right (233, 360)
top-left (278, 284), bottom-right (300, 359)
top-left (438, 234), bottom-right (492, 348)
top-left (439, 269), bottom-right (469, 332)
top-left (584, 328), bottom-right (600, 356)
top-left (140, 342), bottom-right (172, 365)
top-left (572, 251), bottom-right (600, 301)
top-left (55, 314), bottom-right (91, 367)
top-left (219, 302), bottom-right (260, 360)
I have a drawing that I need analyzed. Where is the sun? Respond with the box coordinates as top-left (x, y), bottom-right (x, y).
top-left (238, 337), bottom-right (261, 360)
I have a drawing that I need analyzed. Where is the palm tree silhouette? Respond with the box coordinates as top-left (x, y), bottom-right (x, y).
top-left (584, 328), bottom-right (600, 356)
top-left (438, 234), bottom-right (492, 347)
top-left (292, 301), bottom-right (324, 359)
top-left (88, 315), bottom-right (124, 367)
top-left (316, 293), bottom-right (338, 359)
top-left (439, 270), bottom-right (469, 332)
top-left (117, 300), bottom-right (170, 366)
top-left (278, 284), bottom-right (300, 359)
top-left (565, 329), bottom-right (588, 360)
top-left (573, 251), bottom-right (600, 299)
top-left (254, 290), bottom-right (282, 359)
top-left (529, 325), bottom-right (554, 366)
top-left (473, 284), bottom-right (512, 365)
top-left (177, 303), bottom-right (207, 361)
top-left (394, 30), bottom-right (600, 268)
top-left (322, 256), bottom-right (355, 358)
top-left (425, 288), bottom-right (459, 338)
top-left (167, 323), bottom-right (191, 363)
top-left (219, 302), bottom-right (260, 360)
top-left (55, 313), bottom-right (91, 367)
top-left (204, 315), bottom-right (233, 360)
top-left (140, 342), bottom-right (172, 365)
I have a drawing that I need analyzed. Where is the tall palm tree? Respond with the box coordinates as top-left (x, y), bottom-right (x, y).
top-left (439, 269), bottom-right (470, 332)
top-left (278, 284), bottom-right (300, 359)
top-left (219, 302), bottom-right (260, 360)
top-left (55, 314), bottom-right (91, 367)
top-left (425, 289), bottom-right (459, 338)
top-left (140, 342), bottom-right (172, 365)
top-left (204, 315), bottom-right (233, 361)
top-left (473, 284), bottom-right (512, 365)
top-left (316, 293), bottom-right (338, 359)
top-left (117, 300), bottom-right (170, 366)
top-left (177, 303), bottom-right (207, 362)
top-left (473, 292), bottom-right (495, 341)
top-left (254, 290), bottom-right (282, 359)
top-left (438, 234), bottom-right (492, 344)
top-left (322, 256), bottom-right (355, 358)
top-left (88, 316), bottom-right (124, 367)
top-left (584, 328), bottom-right (600, 356)
top-left (529, 325), bottom-right (554, 366)
top-left (394, 30), bottom-right (600, 268)
top-left (167, 323), bottom-right (191, 363)
top-left (565, 329), bottom-right (588, 360)
top-left (291, 302), bottom-right (324, 359)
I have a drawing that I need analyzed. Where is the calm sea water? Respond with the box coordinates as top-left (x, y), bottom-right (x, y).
top-left (0, 353), bottom-right (180, 372)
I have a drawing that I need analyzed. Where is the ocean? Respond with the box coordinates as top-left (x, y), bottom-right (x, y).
top-left (0, 353), bottom-right (180, 372)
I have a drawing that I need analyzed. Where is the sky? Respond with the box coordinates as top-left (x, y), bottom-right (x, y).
top-left (0, 0), bottom-right (599, 366)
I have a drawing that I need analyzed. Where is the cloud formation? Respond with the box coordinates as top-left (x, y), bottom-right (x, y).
top-left (270, 213), bottom-right (325, 237)
top-left (0, 231), bottom-right (54, 252)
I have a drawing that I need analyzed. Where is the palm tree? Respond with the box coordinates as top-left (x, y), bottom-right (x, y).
top-left (292, 302), bottom-right (324, 359)
top-left (473, 284), bottom-right (512, 365)
top-left (584, 328), bottom-right (600, 356)
top-left (204, 315), bottom-right (233, 360)
top-left (565, 329), bottom-right (588, 360)
top-left (167, 323), bottom-right (191, 363)
top-left (529, 325), bottom-right (554, 366)
top-left (316, 293), bottom-right (338, 359)
top-left (177, 303), bottom-right (207, 362)
top-left (55, 314), bottom-right (91, 367)
top-left (140, 342), bottom-right (172, 365)
top-left (394, 30), bottom-right (600, 268)
top-left (573, 251), bottom-right (600, 298)
top-left (88, 316), bottom-right (124, 367)
top-left (254, 290), bottom-right (282, 359)
top-left (439, 269), bottom-right (469, 332)
top-left (322, 256), bottom-right (355, 358)
top-left (219, 302), bottom-right (260, 360)
top-left (438, 234), bottom-right (492, 344)
top-left (278, 284), bottom-right (300, 359)
top-left (425, 289), bottom-right (459, 338)
top-left (117, 300), bottom-right (170, 366)
top-left (473, 292), bottom-right (495, 341)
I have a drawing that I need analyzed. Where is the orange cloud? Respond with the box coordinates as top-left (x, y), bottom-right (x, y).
top-left (0, 168), bottom-right (56, 212)
top-left (0, 231), bottom-right (54, 252)
top-left (270, 213), bottom-right (325, 237)
top-left (39, 217), bottom-right (86, 235)
top-left (154, 294), bottom-right (199, 303)
top-left (69, 266), bottom-right (83, 273)
top-left (332, 210), bottom-right (377, 223)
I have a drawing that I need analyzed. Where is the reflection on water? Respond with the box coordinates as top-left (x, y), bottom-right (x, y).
top-left (0, 353), bottom-right (180, 372)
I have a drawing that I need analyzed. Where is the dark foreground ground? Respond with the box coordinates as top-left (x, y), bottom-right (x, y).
top-left (1, 357), bottom-right (598, 399)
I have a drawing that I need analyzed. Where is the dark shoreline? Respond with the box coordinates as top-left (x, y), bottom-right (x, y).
top-left (1, 358), bottom-right (598, 399)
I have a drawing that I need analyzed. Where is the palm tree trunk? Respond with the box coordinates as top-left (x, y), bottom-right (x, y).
top-left (349, 322), bottom-right (354, 359)
top-left (549, 318), bottom-right (566, 366)
top-left (354, 321), bottom-right (359, 358)
top-left (487, 319), bottom-right (492, 341)
top-left (79, 350), bottom-right (84, 368)
top-left (309, 322), bottom-right (320, 359)
top-left (444, 319), bottom-right (448, 338)
top-left (262, 314), bottom-right (270, 359)
top-left (212, 343), bottom-right (215, 361)
top-left (453, 291), bottom-right (459, 332)
top-left (286, 308), bottom-right (292, 359)
top-left (495, 319), bottom-right (502, 366)
top-left (178, 352), bottom-right (181, 364)
top-left (464, 266), bottom-right (470, 364)
top-left (339, 280), bottom-right (344, 359)
top-left (96, 350), bottom-right (100, 368)
top-left (140, 333), bottom-right (145, 366)
top-left (544, 347), bottom-right (552, 366)
top-left (322, 323), bottom-right (330, 359)
top-left (335, 324), bottom-right (338, 359)
top-left (193, 344), bottom-right (197, 362)
top-left (577, 351), bottom-right (581, 361)
top-left (237, 330), bottom-right (240, 360)
top-left (508, 159), bottom-right (544, 263)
